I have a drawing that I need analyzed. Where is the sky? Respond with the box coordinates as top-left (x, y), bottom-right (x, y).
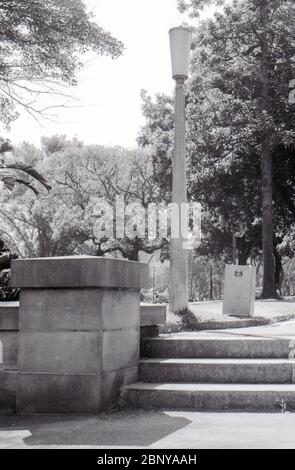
top-left (3, 0), bottom-right (211, 149)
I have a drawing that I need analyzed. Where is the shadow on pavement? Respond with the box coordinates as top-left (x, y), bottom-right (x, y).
top-left (0, 410), bottom-right (191, 447)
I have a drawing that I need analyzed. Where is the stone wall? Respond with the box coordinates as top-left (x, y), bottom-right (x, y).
top-left (10, 256), bottom-right (148, 414)
top-left (0, 302), bottom-right (166, 371)
top-left (0, 257), bottom-right (166, 414)
top-left (0, 264), bottom-right (167, 415)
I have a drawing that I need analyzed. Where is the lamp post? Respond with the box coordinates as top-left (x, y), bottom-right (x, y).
top-left (169, 26), bottom-right (192, 313)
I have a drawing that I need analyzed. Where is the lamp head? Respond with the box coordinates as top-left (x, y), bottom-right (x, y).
top-left (169, 26), bottom-right (192, 81)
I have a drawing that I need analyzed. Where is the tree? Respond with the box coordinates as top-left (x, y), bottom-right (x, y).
top-left (0, 0), bottom-right (123, 123)
top-left (177, 0), bottom-right (295, 298)
top-left (0, 138), bottom-right (51, 193)
top-left (138, 89), bottom-right (295, 294)
top-left (0, 137), bottom-right (168, 261)
top-left (138, 90), bottom-right (175, 201)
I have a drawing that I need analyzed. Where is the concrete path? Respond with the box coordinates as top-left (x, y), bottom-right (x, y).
top-left (0, 410), bottom-right (295, 449)
top-left (169, 318), bottom-right (295, 339)
top-left (164, 299), bottom-right (295, 331)
top-left (212, 318), bottom-right (295, 337)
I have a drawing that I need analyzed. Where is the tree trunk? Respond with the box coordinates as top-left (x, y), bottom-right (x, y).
top-left (260, 145), bottom-right (276, 298)
top-left (237, 237), bottom-right (249, 265)
top-left (209, 263), bottom-right (214, 300)
top-left (274, 246), bottom-right (283, 297)
top-left (129, 237), bottom-right (140, 261)
top-left (129, 250), bottom-right (139, 261)
top-left (259, 9), bottom-right (277, 299)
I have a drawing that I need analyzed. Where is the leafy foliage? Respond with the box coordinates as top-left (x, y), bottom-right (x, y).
top-left (178, 0), bottom-right (225, 17)
top-left (0, 0), bottom-right (123, 122)
top-left (0, 269), bottom-right (19, 301)
top-left (138, 90), bottom-right (174, 200)
top-left (0, 137), bottom-right (51, 194)
top-left (0, 239), bottom-right (19, 301)
top-left (0, 137), bottom-right (168, 261)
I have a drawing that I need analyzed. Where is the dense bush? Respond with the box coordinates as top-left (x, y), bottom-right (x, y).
top-left (0, 241), bottom-right (19, 301)
top-left (0, 269), bottom-right (19, 301)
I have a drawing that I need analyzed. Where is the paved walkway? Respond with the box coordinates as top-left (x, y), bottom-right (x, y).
top-left (160, 318), bottom-right (295, 340)
top-left (0, 411), bottom-right (295, 449)
top-left (164, 299), bottom-right (295, 331)
top-left (188, 299), bottom-right (295, 323)
top-left (209, 318), bottom-right (295, 338)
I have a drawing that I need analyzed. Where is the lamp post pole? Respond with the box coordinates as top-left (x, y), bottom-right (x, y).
top-left (170, 76), bottom-right (188, 313)
top-left (169, 27), bottom-right (192, 314)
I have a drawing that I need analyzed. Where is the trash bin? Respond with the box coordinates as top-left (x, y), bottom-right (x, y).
top-left (223, 265), bottom-right (256, 317)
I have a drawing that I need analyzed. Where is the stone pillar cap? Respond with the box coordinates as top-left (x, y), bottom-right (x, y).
top-left (11, 256), bottom-right (148, 289)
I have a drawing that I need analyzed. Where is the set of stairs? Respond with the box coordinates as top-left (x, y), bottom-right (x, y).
top-left (121, 333), bottom-right (295, 411)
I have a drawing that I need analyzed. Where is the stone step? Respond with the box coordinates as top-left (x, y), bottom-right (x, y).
top-left (139, 358), bottom-right (295, 384)
top-left (0, 365), bottom-right (17, 414)
top-left (142, 336), bottom-right (293, 359)
top-left (121, 382), bottom-right (295, 412)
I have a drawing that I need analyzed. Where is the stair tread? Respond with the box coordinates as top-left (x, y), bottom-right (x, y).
top-left (140, 358), bottom-right (295, 364)
top-left (150, 336), bottom-right (289, 341)
top-left (124, 382), bottom-right (295, 391)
